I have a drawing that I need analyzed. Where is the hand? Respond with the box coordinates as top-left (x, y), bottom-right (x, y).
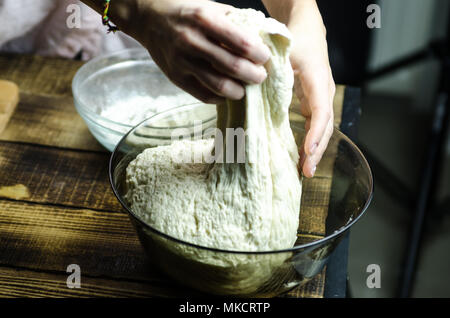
top-left (123, 0), bottom-right (271, 104)
top-left (288, 4), bottom-right (335, 178)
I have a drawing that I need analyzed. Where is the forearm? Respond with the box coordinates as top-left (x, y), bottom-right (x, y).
top-left (80, 0), bottom-right (142, 33)
top-left (261, 0), bottom-right (325, 34)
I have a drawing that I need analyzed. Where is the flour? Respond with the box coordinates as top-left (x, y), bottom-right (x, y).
top-left (100, 92), bottom-right (198, 127)
top-left (124, 9), bottom-right (301, 294)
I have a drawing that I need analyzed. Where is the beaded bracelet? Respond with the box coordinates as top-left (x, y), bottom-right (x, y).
top-left (102, 0), bottom-right (119, 33)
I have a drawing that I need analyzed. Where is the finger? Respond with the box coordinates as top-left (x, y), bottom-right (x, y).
top-left (302, 117), bottom-right (334, 178)
top-left (173, 75), bottom-right (225, 104)
top-left (211, 55), bottom-right (267, 86)
top-left (204, 21), bottom-right (271, 65)
top-left (183, 6), bottom-right (271, 64)
top-left (180, 28), bottom-right (267, 84)
top-left (189, 62), bottom-right (245, 100)
top-left (302, 87), bottom-right (333, 157)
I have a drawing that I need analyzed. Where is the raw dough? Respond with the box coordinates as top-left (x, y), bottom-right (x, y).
top-left (124, 9), bottom-right (301, 294)
top-left (126, 8), bottom-right (300, 251)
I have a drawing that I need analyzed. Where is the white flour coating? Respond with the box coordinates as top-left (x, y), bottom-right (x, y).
top-left (126, 9), bottom-right (301, 255)
top-left (100, 92), bottom-right (198, 127)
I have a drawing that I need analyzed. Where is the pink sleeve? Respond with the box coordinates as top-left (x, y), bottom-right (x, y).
top-left (34, 1), bottom-right (104, 60)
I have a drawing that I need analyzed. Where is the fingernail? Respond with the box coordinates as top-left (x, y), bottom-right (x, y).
top-left (309, 143), bottom-right (318, 155)
top-left (311, 165), bottom-right (317, 177)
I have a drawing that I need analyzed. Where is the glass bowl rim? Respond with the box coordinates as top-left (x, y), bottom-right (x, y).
top-left (72, 47), bottom-right (157, 130)
top-left (109, 103), bottom-right (374, 255)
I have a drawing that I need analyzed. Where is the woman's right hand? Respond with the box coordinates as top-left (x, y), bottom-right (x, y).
top-left (119, 0), bottom-right (271, 104)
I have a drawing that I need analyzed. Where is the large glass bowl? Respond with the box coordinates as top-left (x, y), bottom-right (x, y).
top-left (72, 48), bottom-right (198, 151)
top-left (109, 103), bottom-right (373, 297)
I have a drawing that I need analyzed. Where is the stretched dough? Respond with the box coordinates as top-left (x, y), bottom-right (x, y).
top-left (126, 8), bottom-right (301, 252)
top-left (124, 9), bottom-right (302, 294)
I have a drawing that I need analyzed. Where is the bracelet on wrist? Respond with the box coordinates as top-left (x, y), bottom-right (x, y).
top-left (102, 0), bottom-right (119, 33)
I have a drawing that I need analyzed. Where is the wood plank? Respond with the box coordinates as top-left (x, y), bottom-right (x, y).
top-left (0, 81), bottom-right (345, 153)
top-left (0, 199), bottom-right (320, 297)
top-left (0, 266), bottom-right (189, 298)
top-left (286, 268), bottom-right (326, 298)
top-left (0, 53), bottom-right (347, 298)
top-left (0, 93), bottom-right (104, 151)
top-left (0, 138), bottom-right (334, 221)
top-left (0, 199), bottom-right (155, 282)
top-left (0, 141), bottom-right (121, 212)
top-left (0, 186), bottom-right (329, 278)
top-left (0, 54), bottom-right (83, 97)
top-left (0, 199), bottom-right (169, 283)
top-left (298, 177), bottom-right (331, 235)
top-left (0, 134), bottom-right (336, 215)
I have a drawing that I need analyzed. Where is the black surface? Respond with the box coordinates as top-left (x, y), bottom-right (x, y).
top-left (219, 0), bottom-right (372, 86)
top-left (324, 232), bottom-right (350, 298)
top-left (317, 0), bottom-right (372, 86)
top-left (216, 0), bottom-right (268, 15)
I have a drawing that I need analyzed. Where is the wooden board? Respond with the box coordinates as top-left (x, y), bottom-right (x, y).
top-left (0, 54), bottom-right (83, 97)
top-left (0, 53), bottom-right (349, 298)
top-left (0, 141), bottom-right (120, 211)
top-left (0, 266), bottom-right (188, 298)
top-left (0, 93), bottom-right (104, 151)
top-left (0, 199), bottom-right (169, 284)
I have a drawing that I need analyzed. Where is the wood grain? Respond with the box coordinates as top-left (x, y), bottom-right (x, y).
top-left (286, 268), bottom-right (326, 298)
top-left (0, 141), bottom-right (120, 212)
top-left (0, 198), bottom-right (320, 297)
top-left (0, 93), bottom-right (104, 151)
top-left (298, 177), bottom-right (332, 236)
top-left (0, 138), bottom-right (331, 235)
top-left (0, 266), bottom-right (188, 298)
top-left (0, 54), bottom-right (83, 97)
top-left (0, 199), bottom-right (162, 282)
top-left (0, 79), bottom-right (345, 154)
top-left (0, 54), bottom-right (349, 298)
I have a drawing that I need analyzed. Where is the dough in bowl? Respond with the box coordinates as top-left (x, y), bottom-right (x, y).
top-left (124, 8), bottom-right (302, 294)
top-left (125, 8), bottom-right (301, 254)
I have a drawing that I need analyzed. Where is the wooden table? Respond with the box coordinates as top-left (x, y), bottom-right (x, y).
top-left (0, 54), bottom-right (353, 298)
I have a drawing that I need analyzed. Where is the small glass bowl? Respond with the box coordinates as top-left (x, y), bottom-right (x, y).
top-left (109, 103), bottom-right (373, 297)
top-left (72, 48), bottom-right (198, 151)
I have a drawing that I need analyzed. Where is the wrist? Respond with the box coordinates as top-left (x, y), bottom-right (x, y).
top-left (286, 0), bottom-right (326, 36)
top-left (105, 0), bottom-right (141, 33)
